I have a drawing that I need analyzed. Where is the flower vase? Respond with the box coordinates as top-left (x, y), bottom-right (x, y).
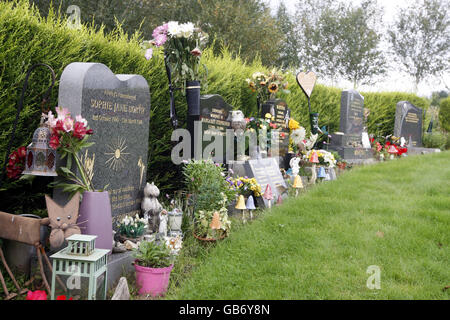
top-left (186, 80), bottom-right (201, 116)
top-left (78, 191), bottom-right (113, 253)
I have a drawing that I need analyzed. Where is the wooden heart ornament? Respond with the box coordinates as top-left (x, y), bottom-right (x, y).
top-left (296, 71), bottom-right (317, 98)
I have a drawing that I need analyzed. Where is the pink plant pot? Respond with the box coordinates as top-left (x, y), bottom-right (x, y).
top-left (134, 262), bottom-right (173, 297)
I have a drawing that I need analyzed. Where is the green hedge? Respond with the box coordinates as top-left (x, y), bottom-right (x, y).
top-left (0, 1), bottom-right (430, 212)
top-left (439, 97), bottom-right (450, 132)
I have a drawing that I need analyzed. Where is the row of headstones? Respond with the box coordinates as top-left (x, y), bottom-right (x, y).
top-left (56, 62), bottom-right (424, 223)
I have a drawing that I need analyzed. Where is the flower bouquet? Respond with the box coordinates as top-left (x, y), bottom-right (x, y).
top-left (304, 149), bottom-right (337, 168)
top-left (43, 107), bottom-right (95, 194)
top-left (144, 21), bottom-right (209, 89)
top-left (246, 69), bottom-right (289, 102)
top-left (226, 176), bottom-right (262, 198)
top-left (5, 146), bottom-right (27, 180)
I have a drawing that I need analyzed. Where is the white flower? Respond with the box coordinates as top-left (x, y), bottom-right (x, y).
top-left (291, 127), bottom-right (306, 144)
top-left (179, 22), bottom-right (194, 38)
top-left (167, 21), bottom-right (182, 37)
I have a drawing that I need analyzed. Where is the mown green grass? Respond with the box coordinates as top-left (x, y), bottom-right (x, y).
top-left (167, 152), bottom-right (450, 299)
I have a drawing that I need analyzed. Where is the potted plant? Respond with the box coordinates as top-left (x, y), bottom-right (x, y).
top-left (43, 107), bottom-right (113, 252)
top-left (116, 214), bottom-right (148, 243)
top-left (133, 241), bottom-right (174, 297)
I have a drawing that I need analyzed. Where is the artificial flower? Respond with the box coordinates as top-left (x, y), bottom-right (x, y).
top-left (26, 290), bottom-right (47, 300)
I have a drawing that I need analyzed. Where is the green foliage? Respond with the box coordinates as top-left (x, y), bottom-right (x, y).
top-left (133, 240), bottom-right (173, 268)
top-left (423, 132), bottom-right (448, 150)
top-left (439, 97), bottom-right (450, 132)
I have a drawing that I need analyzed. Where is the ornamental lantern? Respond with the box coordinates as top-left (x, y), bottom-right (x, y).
top-left (168, 208), bottom-right (183, 237)
top-left (22, 119), bottom-right (57, 176)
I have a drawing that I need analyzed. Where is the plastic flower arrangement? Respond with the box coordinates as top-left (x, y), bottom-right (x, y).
top-left (246, 69), bottom-right (289, 102)
top-left (117, 214), bottom-right (148, 239)
top-left (304, 150), bottom-right (337, 168)
top-left (371, 135), bottom-right (408, 160)
top-left (6, 146), bottom-right (27, 180)
top-left (144, 21), bottom-right (209, 89)
top-left (227, 176), bottom-right (262, 197)
top-left (42, 107), bottom-right (95, 194)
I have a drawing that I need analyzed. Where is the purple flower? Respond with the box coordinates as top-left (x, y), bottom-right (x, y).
top-left (191, 177), bottom-right (195, 182)
top-left (152, 23), bottom-right (168, 47)
top-left (249, 117), bottom-right (255, 121)
top-left (165, 194), bottom-right (170, 199)
top-left (145, 48), bottom-right (153, 60)
top-left (154, 34), bottom-right (167, 47)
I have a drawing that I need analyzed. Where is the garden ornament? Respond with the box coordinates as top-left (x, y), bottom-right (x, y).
top-left (263, 184), bottom-right (273, 208)
top-left (142, 182), bottom-right (162, 233)
top-left (246, 196), bottom-right (256, 220)
top-left (235, 195), bottom-right (247, 223)
top-left (210, 212), bottom-right (222, 230)
top-left (317, 167), bottom-right (326, 179)
top-left (292, 175), bottom-right (303, 196)
top-left (0, 211), bottom-right (66, 298)
top-left (159, 210), bottom-right (168, 237)
top-left (230, 110), bottom-right (247, 133)
top-left (309, 151), bottom-right (319, 185)
top-left (45, 192), bottom-right (83, 249)
top-left (289, 156), bottom-right (301, 177)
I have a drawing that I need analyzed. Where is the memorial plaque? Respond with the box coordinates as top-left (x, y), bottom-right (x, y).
top-left (244, 157), bottom-right (288, 207)
top-left (394, 101), bottom-right (423, 147)
top-left (197, 94), bottom-right (233, 162)
top-left (340, 90), bottom-right (364, 135)
top-left (260, 99), bottom-right (290, 157)
top-left (58, 62), bottom-right (151, 223)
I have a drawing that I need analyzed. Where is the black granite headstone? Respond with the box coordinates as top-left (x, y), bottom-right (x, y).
top-left (196, 94), bottom-right (233, 162)
top-left (394, 101), bottom-right (423, 147)
top-left (243, 157), bottom-right (288, 208)
top-left (58, 62), bottom-right (151, 223)
top-left (340, 89), bottom-right (365, 135)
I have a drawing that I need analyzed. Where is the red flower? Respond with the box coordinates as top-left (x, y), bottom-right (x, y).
top-left (73, 121), bottom-right (88, 140)
top-left (56, 295), bottom-right (73, 300)
top-left (370, 137), bottom-right (374, 143)
top-left (376, 142), bottom-right (382, 152)
top-left (86, 128), bottom-right (93, 135)
top-left (53, 120), bottom-right (65, 134)
top-left (280, 132), bottom-right (286, 139)
top-left (17, 146), bottom-right (27, 159)
top-left (6, 147), bottom-right (27, 179)
top-left (26, 290), bottom-right (47, 300)
top-left (49, 134), bottom-right (60, 149)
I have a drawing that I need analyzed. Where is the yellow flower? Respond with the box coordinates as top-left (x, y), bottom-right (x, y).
top-left (268, 82), bottom-right (278, 93)
top-left (289, 119), bottom-right (300, 131)
top-left (265, 113), bottom-right (272, 119)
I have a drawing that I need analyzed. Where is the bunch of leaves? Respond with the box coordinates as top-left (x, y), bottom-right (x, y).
top-left (133, 240), bottom-right (173, 268)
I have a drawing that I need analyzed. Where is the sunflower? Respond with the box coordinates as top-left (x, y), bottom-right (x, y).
top-left (268, 82), bottom-right (278, 93)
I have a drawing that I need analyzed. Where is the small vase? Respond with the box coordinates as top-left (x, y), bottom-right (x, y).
top-left (78, 191), bottom-right (113, 253)
top-left (186, 80), bottom-right (201, 116)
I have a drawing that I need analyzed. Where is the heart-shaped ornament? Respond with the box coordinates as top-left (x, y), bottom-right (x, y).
top-left (296, 71), bottom-right (317, 98)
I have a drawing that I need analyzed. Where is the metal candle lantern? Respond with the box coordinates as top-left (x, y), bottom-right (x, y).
top-left (168, 208), bottom-right (183, 237)
top-left (22, 121), bottom-right (57, 176)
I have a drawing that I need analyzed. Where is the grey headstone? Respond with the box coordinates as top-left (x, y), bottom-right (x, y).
top-left (394, 101), bottom-right (423, 147)
top-left (243, 157), bottom-right (288, 208)
top-left (340, 90), bottom-right (365, 135)
top-left (111, 277), bottom-right (130, 300)
top-left (58, 62), bottom-right (151, 224)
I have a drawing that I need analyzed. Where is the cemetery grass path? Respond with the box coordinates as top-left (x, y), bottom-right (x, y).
top-left (167, 152), bottom-right (450, 299)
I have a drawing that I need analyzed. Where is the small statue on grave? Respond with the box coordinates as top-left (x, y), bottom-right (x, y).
top-left (289, 157), bottom-right (301, 177)
top-left (158, 210), bottom-right (168, 237)
top-left (141, 182), bottom-right (162, 233)
top-left (230, 110), bottom-right (247, 133)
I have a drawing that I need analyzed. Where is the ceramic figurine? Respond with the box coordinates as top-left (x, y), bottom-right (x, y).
top-left (230, 110), bottom-right (247, 133)
top-left (246, 196), bottom-right (256, 220)
top-left (289, 157), bottom-right (301, 177)
top-left (158, 210), bottom-right (168, 237)
top-left (235, 195), bottom-right (247, 223)
top-left (142, 182), bottom-right (162, 233)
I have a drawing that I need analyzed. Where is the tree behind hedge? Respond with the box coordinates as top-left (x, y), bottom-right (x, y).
top-left (439, 97), bottom-right (450, 132)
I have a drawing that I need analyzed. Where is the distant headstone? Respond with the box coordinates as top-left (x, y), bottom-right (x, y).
top-left (260, 99), bottom-right (291, 161)
top-left (58, 62), bottom-right (151, 224)
top-left (195, 94), bottom-right (233, 162)
top-left (340, 89), bottom-right (364, 135)
top-left (329, 90), bottom-right (373, 163)
top-left (243, 157), bottom-right (288, 208)
top-left (394, 101), bottom-right (423, 147)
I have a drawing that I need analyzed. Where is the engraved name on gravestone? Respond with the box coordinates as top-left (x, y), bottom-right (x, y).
top-left (340, 90), bottom-right (365, 135)
top-left (58, 63), bottom-right (151, 222)
top-left (260, 99), bottom-right (290, 157)
top-left (197, 94), bottom-right (233, 163)
top-left (244, 157), bottom-right (287, 208)
top-left (394, 101), bottom-right (423, 147)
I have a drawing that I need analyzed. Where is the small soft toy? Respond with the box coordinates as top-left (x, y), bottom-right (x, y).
top-left (45, 192), bottom-right (81, 249)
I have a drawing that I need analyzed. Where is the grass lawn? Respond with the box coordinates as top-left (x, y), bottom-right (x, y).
top-left (166, 151), bottom-right (450, 299)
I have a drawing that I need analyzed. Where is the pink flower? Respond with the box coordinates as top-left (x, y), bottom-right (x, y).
top-left (26, 290), bottom-right (47, 300)
top-left (190, 47), bottom-right (202, 57)
top-left (145, 48), bottom-right (153, 60)
top-left (56, 107), bottom-right (70, 120)
top-left (152, 23), bottom-right (168, 47)
top-left (49, 134), bottom-right (60, 149)
top-left (43, 111), bottom-right (57, 128)
top-left (63, 117), bottom-right (74, 132)
top-left (154, 34), bottom-right (167, 47)
top-left (75, 115), bottom-right (88, 127)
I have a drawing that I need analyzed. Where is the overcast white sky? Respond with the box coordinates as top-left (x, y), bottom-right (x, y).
top-left (268, 0), bottom-right (449, 97)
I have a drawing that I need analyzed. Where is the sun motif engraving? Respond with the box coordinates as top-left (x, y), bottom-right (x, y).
top-left (105, 136), bottom-right (130, 171)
